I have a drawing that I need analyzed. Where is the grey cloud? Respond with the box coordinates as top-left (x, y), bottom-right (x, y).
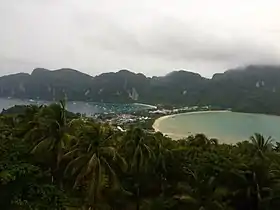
top-left (0, 0), bottom-right (280, 77)
top-left (74, 13), bottom-right (140, 53)
top-left (0, 56), bottom-right (40, 75)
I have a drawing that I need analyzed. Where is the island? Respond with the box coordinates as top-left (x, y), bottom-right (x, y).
top-left (1, 65), bottom-right (280, 209)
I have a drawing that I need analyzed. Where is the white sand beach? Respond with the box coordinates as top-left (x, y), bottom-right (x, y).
top-left (152, 110), bottom-right (231, 140)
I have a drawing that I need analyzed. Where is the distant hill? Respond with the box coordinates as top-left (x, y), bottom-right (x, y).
top-left (1, 65), bottom-right (280, 115)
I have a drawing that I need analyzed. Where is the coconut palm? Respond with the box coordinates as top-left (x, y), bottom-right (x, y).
top-left (25, 100), bottom-right (74, 184)
top-left (250, 133), bottom-right (273, 158)
top-left (174, 169), bottom-right (228, 210)
top-left (30, 101), bottom-right (68, 158)
top-left (64, 123), bottom-right (126, 210)
top-left (230, 161), bottom-right (280, 210)
top-left (153, 132), bottom-right (172, 195)
top-left (187, 134), bottom-right (218, 148)
top-left (121, 127), bottom-right (154, 210)
top-left (274, 142), bottom-right (280, 152)
top-left (0, 116), bottom-right (15, 138)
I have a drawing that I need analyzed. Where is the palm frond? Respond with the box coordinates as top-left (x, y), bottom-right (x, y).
top-left (63, 148), bottom-right (80, 159)
top-left (101, 156), bottom-right (119, 190)
top-left (65, 155), bottom-right (87, 176)
top-left (86, 153), bottom-right (98, 175)
top-left (100, 147), bottom-right (117, 160)
top-left (31, 138), bottom-right (51, 154)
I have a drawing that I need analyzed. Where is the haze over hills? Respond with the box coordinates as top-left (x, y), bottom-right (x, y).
top-left (1, 65), bottom-right (280, 115)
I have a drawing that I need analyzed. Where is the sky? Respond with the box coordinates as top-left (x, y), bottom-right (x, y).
top-left (0, 0), bottom-right (280, 78)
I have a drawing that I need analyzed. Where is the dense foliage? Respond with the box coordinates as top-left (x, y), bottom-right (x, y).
top-left (1, 102), bottom-right (280, 209)
top-left (1, 65), bottom-right (280, 114)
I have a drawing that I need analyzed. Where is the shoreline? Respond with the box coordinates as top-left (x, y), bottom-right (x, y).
top-left (152, 110), bottom-right (231, 139)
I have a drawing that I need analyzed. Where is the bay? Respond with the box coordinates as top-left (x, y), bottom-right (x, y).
top-left (154, 111), bottom-right (280, 143)
top-left (0, 98), bottom-right (155, 116)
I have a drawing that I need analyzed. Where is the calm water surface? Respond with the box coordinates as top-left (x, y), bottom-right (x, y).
top-left (156, 111), bottom-right (280, 143)
top-left (0, 98), bottom-right (155, 116)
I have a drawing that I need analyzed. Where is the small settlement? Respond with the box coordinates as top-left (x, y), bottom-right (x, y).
top-left (92, 105), bottom-right (217, 132)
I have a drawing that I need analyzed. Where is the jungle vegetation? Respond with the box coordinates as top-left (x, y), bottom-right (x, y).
top-left (1, 102), bottom-right (280, 209)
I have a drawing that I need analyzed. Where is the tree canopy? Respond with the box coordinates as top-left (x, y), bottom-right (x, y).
top-left (1, 103), bottom-right (280, 209)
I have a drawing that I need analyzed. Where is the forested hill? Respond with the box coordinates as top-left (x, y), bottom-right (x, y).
top-left (1, 65), bottom-right (280, 114)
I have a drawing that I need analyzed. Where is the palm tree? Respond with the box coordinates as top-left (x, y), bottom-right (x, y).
top-left (0, 115), bottom-right (15, 138)
top-left (121, 127), bottom-right (154, 210)
top-left (250, 133), bottom-right (273, 158)
top-left (64, 123), bottom-right (126, 210)
top-left (187, 134), bottom-right (218, 148)
top-left (230, 161), bottom-right (280, 210)
top-left (174, 169), bottom-right (228, 210)
top-left (209, 138), bottom-right (219, 145)
top-left (274, 142), bottom-right (280, 152)
top-left (26, 100), bottom-right (74, 183)
top-left (153, 132), bottom-right (172, 195)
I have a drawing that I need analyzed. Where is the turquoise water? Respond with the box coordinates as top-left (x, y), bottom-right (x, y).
top-left (156, 111), bottom-right (280, 143)
top-left (0, 98), bottom-right (155, 116)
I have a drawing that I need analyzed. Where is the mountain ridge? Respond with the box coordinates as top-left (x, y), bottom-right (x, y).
top-left (1, 65), bottom-right (280, 115)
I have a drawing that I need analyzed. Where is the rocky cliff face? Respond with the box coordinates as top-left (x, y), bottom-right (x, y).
top-left (1, 65), bottom-right (280, 114)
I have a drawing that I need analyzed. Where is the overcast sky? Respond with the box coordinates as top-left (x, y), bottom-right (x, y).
top-left (0, 0), bottom-right (280, 77)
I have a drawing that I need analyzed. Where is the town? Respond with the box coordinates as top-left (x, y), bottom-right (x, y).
top-left (92, 105), bottom-right (225, 131)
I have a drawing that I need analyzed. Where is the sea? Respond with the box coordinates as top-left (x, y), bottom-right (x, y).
top-left (0, 98), bottom-right (156, 116)
top-left (155, 111), bottom-right (280, 144)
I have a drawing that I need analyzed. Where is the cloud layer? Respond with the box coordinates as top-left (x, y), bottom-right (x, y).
top-left (1, 0), bottom-right (279, 77)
